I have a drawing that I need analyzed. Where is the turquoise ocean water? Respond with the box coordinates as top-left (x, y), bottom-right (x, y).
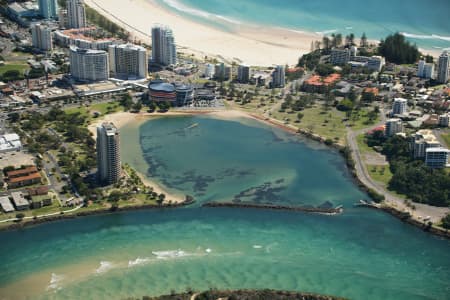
top-left (0, 116), bottom-right (449, 300)
top-left (155, 0), bottom-right (450, 50)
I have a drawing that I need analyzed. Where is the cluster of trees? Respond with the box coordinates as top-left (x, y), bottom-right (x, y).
top-left (378, 33), bottom-right (420, 64)
top-left (281, 94), bottom-right (315, 112)
top-left (85, 6), bottom-right (129, 40)
top-left (365, 133), bottom-right (450, 207)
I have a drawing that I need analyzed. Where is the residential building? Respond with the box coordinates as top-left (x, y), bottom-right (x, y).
top-left (412, 129), bottom-right (441, 159)
top-left (11, 192), bottom-right (29, 210)
top-left (0, 133), bottom-right (22, 153)
top-left (31, 24), bottom-right (53, 51)
top-left (204, 64), bottom-right (215, 78)
top-left (417, 60), bottom-right (435, 79)
top-left (366, 56), bottom-right (385, 72)
top-left (67, 0), bottom-right (86, 29)
top-left (437, 51), bottom-right (449, 84)
top-left (6, 166), bottom-right (42, 189)
top-left (425, 148), bottom-right (450, 169)
top-left (38, 0), bottom-right (58, 19)
top-left (237, 64), bottom-right (250, 83)
top-left (55, 28), bottom-right (117, 50)
top-left (0, 196), bottom-right (14, 213)
top-left (97, 123), bottom-right (121, 185)
top-left (302, 73), bottom-right (341, 93)
top-left (271, 65), bottom-right (285, 88)
top-left (385, 118), bottom-right (403, 136)
top-left (439, 114), bottom-right (450, 127)
top-left (108, 44), bottom-right (148, 79)
top-left (151, 25), bottom-right (177, 66)
top-left (58, 9), bottom-right (69, 28)
top-left (392, 98), bottom-right (407, 115)
top-left (214, 63), bottom-right (231, 81)
top-left (69, 46), bottom-right (109, 82)
top-left (330, 48), bottom-right (350, 65)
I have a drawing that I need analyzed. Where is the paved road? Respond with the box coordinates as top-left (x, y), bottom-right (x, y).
top-left (347, 110), bottom-right (449, 223)
top-left (0, 204), bottom-right (83, 223)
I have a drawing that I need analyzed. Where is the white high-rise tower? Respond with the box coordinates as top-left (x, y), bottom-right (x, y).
top-left (151, 25), bottom-right (177, 66)
top-left (67, 0), bottom-right (86, 29)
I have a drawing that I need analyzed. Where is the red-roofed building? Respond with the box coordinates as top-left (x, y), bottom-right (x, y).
top-left (303, 73), bottom-right (341, 93)
top-left (6, 166), bottom-right (41, 189)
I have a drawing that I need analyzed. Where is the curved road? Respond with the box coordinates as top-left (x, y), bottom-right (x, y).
top-left (346, 109), bottom-right (449, 223)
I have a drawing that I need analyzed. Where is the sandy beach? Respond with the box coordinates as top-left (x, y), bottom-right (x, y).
top-left (84, 0), bottom-right (319, 66)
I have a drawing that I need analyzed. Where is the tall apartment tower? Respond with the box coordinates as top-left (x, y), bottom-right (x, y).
top-left (437, 51), bottom-right (449, 84)
top-left (38, 0), bottom-right (58, 19)
top-left (151, 25), bottom-right (177, 66)
top-left (67, 0), bottom-right (86, 29)
top-left (97, 123), bottom-right (121, 185)
top-left (108, 44), bottom-right (148, 79)
top-left (31, 24), bottom-right (53, 51)
top-left (392, 98), bottom-right (407, 115)
top-left (69, 46), bottom-right (109, 82)
top-left (237, 64), bottom-right (250, 83)
top-left (271, 65), bottom-right (285, 88)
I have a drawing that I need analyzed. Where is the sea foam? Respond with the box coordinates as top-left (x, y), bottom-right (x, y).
top-left (128, 257), bottom-right (151, 267)
top-left (152, 249), bottom-right (189, 259)
top-left (95, 261), bottom-right (113, 274)
top-left (46, 273), bottom-right (64, 291)
top-left (400, 32), bottom-right (450, 42)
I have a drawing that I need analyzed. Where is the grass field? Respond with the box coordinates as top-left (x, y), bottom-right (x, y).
top-left (356, 133), bottom-right (377, 155)
top-left (348, 109), bottom-right (380, 130)
top-left (65, 102), bottom-right (122, 120)
top-left (367, 164), bottom-right (393, 186)
top-left (0, 63), bottom-right (29, 76)
top-left (271, 106), bottom-right (347, 144)
top-left (441, 132), bottom-right (450, 148)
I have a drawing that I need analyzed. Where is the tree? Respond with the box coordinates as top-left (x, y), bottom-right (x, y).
top-left (442, 214), bottom-right (450, 229)
top-left (120, 94), bottom-right (133, 111)
top-left (378, 33), bottom-right (420, 64)
top-left (360, 32), bottom-right (368, 48)
top-left (297, 112), bottom-right (304, 122)
top-left (322, 36), bottom-right (331, 51)
top-left (157, 193), bottom-right (165, 205)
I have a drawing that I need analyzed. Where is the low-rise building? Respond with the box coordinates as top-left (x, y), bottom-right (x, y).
top-left (392, 98), bottom-right (408, 115)
top-left (0, 196), bottom-right (14, 213)
top-left (438, 114), bottom-right (450, 127)
top-left (303, 73), bottom-right (341, 93)
top-left (425, 148), bottom-right (450, 168)
top-left (6, 166), bottom-right (42, 189)
top-left (10, 191), bottom-right (29, 210)
top-left (0, 134), bottom-right (22, 153)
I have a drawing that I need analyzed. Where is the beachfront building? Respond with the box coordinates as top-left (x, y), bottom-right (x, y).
top-left (151, 25), bottom-right (177, 66)
top-left (67, 0), bottom-right (86, 29)
top-left (38, 0), bottom-right (58, 19)
top-left (237, 64), bottom-right (250, 83)
top-left (54, 28), bottom-right (117, 50)
top-left (97, 122), bottom-right (121, 185)
top-left (271, 65), bottom-right (285, 88)
top-left (385, 118), bottom-right (403, 137)
top-left (204, 63), bottom-right (215, 78)
top-left (69, 46), bottom-right (109, 82)
top-left (0, 133), bottom-right (22, 153)
top-left (0, 196), bottom-right (14, 213)
top-left (392, 98), bottom-right (407, 115)
top-left (58, 9), bottom-right (69, 28)
top-left (330, 48), bottom-right (351, 65)
top-left (417, 60), bottom-right (435, 79)
top-left (425, 148), bottom-right (450, 169)
top-left (214, 63), bottom-right (231, 81)
top-left (412, 129), bottom-right (441, 159)
top-left (108, 44), bottom-right (148, 80)
top-left (175, 84), bottom-right (194, 106)
top-left (437, 51), bottom-right (449, 84)
top-left (31, 24), bottom-right (53, 51)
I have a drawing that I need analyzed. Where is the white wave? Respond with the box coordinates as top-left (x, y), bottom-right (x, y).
top-left (252, 245), bottom-right (263, 249)
top-left (316, 29), bottom-right (338, 35)
top-left (95, 261), bottom-right (113, 274)
top-left (128, 257), bottom-right (152, 267)
top-left (400, 32), bottom-right (450, 42)
top-left (161, 0), bottom-right (241, 25)
top-left (345, 26), bottom-right (353, 30)
top-left (46, 273), bottom-right (64, 291)
top-left (205, 248), bottom-right (212, 253)
top-left (152, 249), bottom-right (188, 259)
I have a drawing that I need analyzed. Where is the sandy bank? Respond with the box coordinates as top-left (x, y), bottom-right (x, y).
top-left (84, 0), bottom-right (318, 66)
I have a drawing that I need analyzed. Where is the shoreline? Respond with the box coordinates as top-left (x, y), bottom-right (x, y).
top-left (85, 0), bottom-right (443, 66)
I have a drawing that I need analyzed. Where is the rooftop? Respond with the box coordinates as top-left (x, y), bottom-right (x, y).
top-left (0, 196), bottom-right (14, 213)
top-left (7, 166), bottom-right (38, 178)
top-left (10, 191), bottom-right (29, 207)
